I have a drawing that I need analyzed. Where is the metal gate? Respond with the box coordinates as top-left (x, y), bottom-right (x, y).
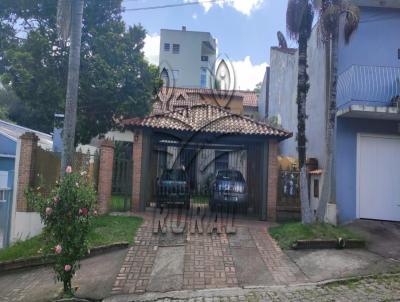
top-left (0, 171), bottom-right (13, 249)
top-left (112, 157), bottom-right (133, 212)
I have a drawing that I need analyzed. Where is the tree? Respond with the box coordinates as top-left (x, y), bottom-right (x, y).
top-left (313, 0), bottom-right (359, 222)
top-left (286, 0), bottom-right (314, 224)
top-left (0, 0), bottom-right (161, 144)
top-left (254, 81), bottom-right (263, 97)
top-left (58, 0), bottom-right (84, 172)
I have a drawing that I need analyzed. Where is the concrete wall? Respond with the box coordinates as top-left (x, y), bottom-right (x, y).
top-left (335, 117), bottom-right (399, 223)
top-left (257, 66), bottom-right (270, 120)
top-left (268, 27), bottom-right (328, 168)
top-left (268, 48), bottom-right (298, 157)
top-left (159, 28), bottom-right (216, 88)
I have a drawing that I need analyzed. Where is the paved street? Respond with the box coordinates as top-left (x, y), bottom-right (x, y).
top-left (106, 273), bottom-right (400, 302)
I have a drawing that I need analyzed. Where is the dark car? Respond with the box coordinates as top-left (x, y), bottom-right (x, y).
top-left (209, 169), bottom-right (248, 211)
top-left (156, 169), bottom-right (190, 209)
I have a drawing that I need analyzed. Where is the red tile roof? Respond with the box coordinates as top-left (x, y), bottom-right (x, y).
top-left (156, 87), bottom-right (258, 108)
top-left (123, 104), bottom-right (291, 139)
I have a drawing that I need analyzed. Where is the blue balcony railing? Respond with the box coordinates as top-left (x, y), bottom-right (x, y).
top-left (337, 65), bottom-right (400, 108)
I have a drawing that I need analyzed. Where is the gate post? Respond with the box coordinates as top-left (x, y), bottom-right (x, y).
top-left (132, 129), bottom-right (143, 211)
top-left (16, 132), bottom-right (38, 211)
top-left (98, 139), bottom-right (114, 215)
top-left (267, 139), bottom-right (279, 221)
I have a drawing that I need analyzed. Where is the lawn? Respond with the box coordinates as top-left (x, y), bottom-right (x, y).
top-left (269, 222), bottom-right (363, 250)
top-left (0, 215), bottom-right (143, 262)
top-left (191, 195), bottom-right (209, 204)
top-left (111, 194), bottom-right (130, 211)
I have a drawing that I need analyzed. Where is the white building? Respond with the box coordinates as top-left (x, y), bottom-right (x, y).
top-left (159, 27), bottom-right (216, 89)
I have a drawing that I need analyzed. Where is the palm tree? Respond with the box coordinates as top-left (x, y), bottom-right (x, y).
top-left (57, 0), bottom-right (85, 173)
top-left (313, 0), bottom-right (360, 222)
top-left (286, 0), bottom-right (315, 224)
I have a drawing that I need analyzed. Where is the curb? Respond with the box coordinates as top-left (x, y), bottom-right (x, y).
top-left (103, 272), bottom-right (400, 302)
top-left (0, 242), bottom-right (129, 273)
top-left (292, 239), bottom-right (366, 250)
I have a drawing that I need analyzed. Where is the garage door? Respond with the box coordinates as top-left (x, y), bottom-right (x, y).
top-left (357, 134), bottom-right (400, 221)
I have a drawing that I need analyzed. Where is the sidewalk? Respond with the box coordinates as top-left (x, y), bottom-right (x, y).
top-left (105, 273), bottom-right (400, 302)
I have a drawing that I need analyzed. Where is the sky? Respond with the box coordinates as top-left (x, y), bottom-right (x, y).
top-left (122, 0), bottom-right (294, 90)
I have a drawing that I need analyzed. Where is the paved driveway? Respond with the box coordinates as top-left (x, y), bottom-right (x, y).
top-left (347, 219), bottom-right (400, 260)
top-left (111, 212), bottom-right (307, 295)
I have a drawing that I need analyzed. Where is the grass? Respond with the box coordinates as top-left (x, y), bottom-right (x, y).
top-left (269, 222), bottom-right (363, 250)
top-left (191, 195), bottom-right (209, 204)
top-left (0, 215), bottom-right (143, 262)
top-left (111, 194), bottom-right (130, 211)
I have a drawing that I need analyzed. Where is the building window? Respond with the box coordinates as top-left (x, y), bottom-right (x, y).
top-left (172, 44), bottom-right (180, 54)
top-left (313, 179), bottom-right (319, 198)
top-left (164, 43), bottom-right (170, 52)
top-left (172, 70), bottom-right (179, 82)
top-left (160, 68), bottom-right (169, 87)
top-left (215, 151), bottom-right (229, 172)
top-left (201, 56), bottom-right (208, 62)
top-left (200, 67), bottom-right (207, 88)
top-left (398, 49), bottom-right (400, 60)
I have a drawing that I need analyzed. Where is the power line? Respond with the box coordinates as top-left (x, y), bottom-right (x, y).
top-left (123, 0), bottom-right (230, 12)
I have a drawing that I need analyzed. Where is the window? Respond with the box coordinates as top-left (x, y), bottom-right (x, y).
top-left (160, 68), bottom-right (169, 87)
top-left (201, 56), bottom-right (208, 62)
top-left (0, 190), bottom-right (5, 202)
top-left (172, 44), bottom-right (180, 54)
top-left (398, 49), bottom-right (400, 60)
top-left (172, 70), bottom-right (179, 82)
top-left (200, 67), bottom-right (207, 88)
top-left (215, 151), bottom-right (229, 172)
top-left (164, 43), bottom-right (170, 52)
top-left (313, 179), bottom-right (319, 198)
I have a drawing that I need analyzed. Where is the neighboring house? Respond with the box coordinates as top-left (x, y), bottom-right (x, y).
top-left (260, 0), bottom-right (400, 223)
top-left (153, 87), bottom-right (259, 119)
top-left (0, 119), bottom-right (53, 247)
top-left (159, 27), bottom-right (217, 88)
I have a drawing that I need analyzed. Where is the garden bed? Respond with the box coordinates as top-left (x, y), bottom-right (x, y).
top-left (0, 215), bottom-right (143, 263)
top-left (269, 222), bottom-right (364, 250)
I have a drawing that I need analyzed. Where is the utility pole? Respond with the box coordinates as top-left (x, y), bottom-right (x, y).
top-left (60, 0), bottom-right (84, 173)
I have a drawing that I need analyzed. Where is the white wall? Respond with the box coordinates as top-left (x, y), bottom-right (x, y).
top-left (12, 212), bottom-right (43, 242)
top-left (268, 26), bottom-right (328, 168)
top-left (159, 28), bottom-right (216, 88)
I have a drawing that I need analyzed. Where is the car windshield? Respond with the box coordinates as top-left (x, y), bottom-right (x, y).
top-left (216, 170), bottom-right (244, 181)
top-left (161, 169), bottom-right (186, 181)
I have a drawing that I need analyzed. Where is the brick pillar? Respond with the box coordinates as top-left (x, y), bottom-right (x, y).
top-left (132, 129), bottom-right (143, 212)
top-left (16, 132), bottom-right (39, 212)
top-left (267, 139), bottom-right (279, 221)
top-left (98, 139), bottom-right (114, 215)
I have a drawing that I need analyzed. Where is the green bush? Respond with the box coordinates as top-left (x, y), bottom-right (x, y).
top-left (27, 166), bottom-right (97, 296)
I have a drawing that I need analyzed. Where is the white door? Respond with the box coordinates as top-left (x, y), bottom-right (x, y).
top-left (357, 134), bottom-right (400, 221)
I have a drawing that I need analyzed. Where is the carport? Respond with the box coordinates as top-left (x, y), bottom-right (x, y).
top-left (122, 104), bottom-right (291, 221)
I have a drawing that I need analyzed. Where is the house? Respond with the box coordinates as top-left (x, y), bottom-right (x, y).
top-left (122, 104), bottom-right (291, 220)
top-left (159, 27), bottom-right (217, 88)
top-left (260, 0), bottom-right (400, 223)
top-left (0, 119), bottom-right (52, 247)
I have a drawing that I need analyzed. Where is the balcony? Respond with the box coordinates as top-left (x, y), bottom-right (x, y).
top-left (337, 65), bottom-right (400, 107)
top-left (337, 65), bottom-right (400, 120)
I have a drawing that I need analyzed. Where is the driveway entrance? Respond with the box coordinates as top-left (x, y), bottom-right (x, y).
top-left (111, 212), bottom-right (307, 295)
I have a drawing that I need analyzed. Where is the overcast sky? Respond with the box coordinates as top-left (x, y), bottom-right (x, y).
top-left (122, 0), bottom-right (293, 90)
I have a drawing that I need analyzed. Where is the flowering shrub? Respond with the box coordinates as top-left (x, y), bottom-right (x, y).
top-left (27, 166), bottom-right (97, 296)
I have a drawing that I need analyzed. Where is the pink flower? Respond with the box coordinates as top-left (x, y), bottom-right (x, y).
top-left (80, 208), bottom-right (88, 216)
top-left (45, 207), bottom-right (53, 216)
top-left (65, 166), bottom-right (72, 174)
top-left (93, 210), bottom-right (98, 216)
top-left (53, 196), bottom-right (59, 203)
top-left (64, 264), bottom-right (71, 272)
top-left (55, 244), bottom-right (62, 254)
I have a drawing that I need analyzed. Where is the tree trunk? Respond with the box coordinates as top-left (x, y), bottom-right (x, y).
top-left (61, 0), bottom-right (84, 173)
top-left (297, 33), bottom-right (313, 224)
top-left (317, 30), bottom-right (339, 222)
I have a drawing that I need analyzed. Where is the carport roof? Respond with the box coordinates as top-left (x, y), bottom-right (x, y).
top-left (122, 104), bottom-right (291, 139)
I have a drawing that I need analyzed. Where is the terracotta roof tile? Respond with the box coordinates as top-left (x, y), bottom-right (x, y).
top-left (123, 104), bottom-right (291, 139)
